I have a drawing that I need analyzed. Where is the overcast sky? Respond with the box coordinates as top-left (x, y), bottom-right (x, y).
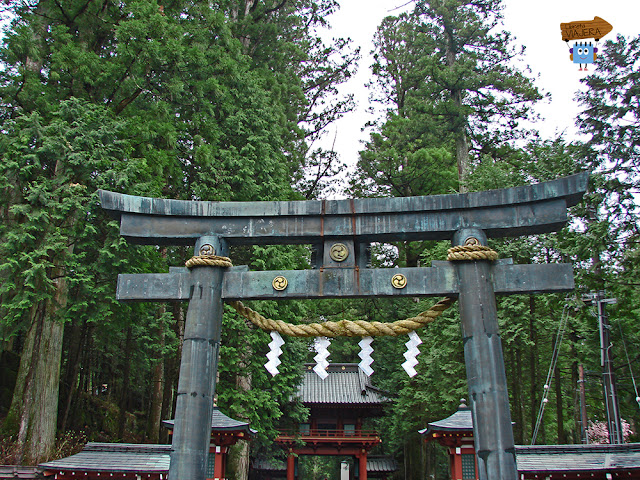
top-left (315, 0), bottom-right (638, 190)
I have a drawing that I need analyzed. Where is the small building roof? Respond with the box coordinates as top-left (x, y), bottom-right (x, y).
top-left (252, 457), bottom-right (286, 473)
top-left (39, 443), bottom-right (171, 474)
top-left (162, 406), bottom-right (256, 434)
top-left (366, 456), bottom-right (398, 473)
top-left (296, 363), bottom-right (389, 406)
top-left (419, 399), bottom-right (473, 435)
top-left (515, 443), bottom-right (640, 475)
top-left (0, 466), bottom-right (39, 479)
top-left (418, 400), bottom-right (640, 477)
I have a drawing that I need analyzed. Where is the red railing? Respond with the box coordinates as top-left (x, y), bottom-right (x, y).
top-left (278, 428), bottom-right (379, 439)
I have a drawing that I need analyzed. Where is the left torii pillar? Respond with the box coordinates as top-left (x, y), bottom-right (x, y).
top-left (170, 236), bottom-right (226, 480)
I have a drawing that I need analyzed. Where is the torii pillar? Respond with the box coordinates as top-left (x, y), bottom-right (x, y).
top-left (164, 406), bottom-right (255, 480)
top-left (100, 173), bottom-right (588, 480)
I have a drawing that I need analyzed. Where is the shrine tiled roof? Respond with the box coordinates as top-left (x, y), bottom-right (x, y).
top-left (39, 443), bottom-right (170, 473)
top-left (0, 466), bottom-right (39, 479)
top-left (419, 399), bottom-right (473, 435)
top-left (162, 406), bottom-right (256, 433)
top-left (418, 402), bottom-right (640, 476)
top-left (296, 363), bottom-right (389, 406)
top-left (367, 456), bottom-right (398, 473)
top-left (515, 443), bottom-right (640, 474)
top-left (252, 458), bottom-right (286, 472)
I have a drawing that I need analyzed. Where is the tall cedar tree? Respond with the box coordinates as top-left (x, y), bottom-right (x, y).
top-left (354, 0), bottom-right (542, 197)
top-left (573, 35), bottom-right (640, 439)
top-left (575, 34), bottom-right (640, 270)
top-left (0, 0), bottom-right (355, 465)
top-left (346, 3), bottom-right (552, 476)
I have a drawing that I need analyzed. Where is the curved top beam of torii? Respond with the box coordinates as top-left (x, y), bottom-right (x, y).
top-left (98, 172), bottom-right (588, 246)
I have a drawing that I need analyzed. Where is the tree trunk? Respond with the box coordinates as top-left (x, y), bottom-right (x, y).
top-left (570, 337), bottom-right (580, 443)
top-left (117, 326), bottom-right (133, 440)
top-left (147, 296), bottom-right (166, 443)
top-left (555, 361), bottom-right (565, 443)
top-left (147, 358), bottom-right (164, 442)
top-left (231, 370), bottom-right (252, 480)
top-left (5, 274), bottom-right (67, 464)
top-left (511, 344), bottom-right (524, 444)
top-left (455, 128), bottom-right (470, 192)
top-left (443, 19), bottom-right (470, 192)
top-left (160, 302), bottom-right (184, 443)
top-left (60, 317), bottom-right (87, 432)
top-left (234, 440), bottom-right (251, 480)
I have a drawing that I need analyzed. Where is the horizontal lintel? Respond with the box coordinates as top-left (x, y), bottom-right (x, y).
top-left (116, 263), bottom-right (574, 302)
top-left (221, 263), bottom-right (574, 300)
top-left (117, 271), bottom-right (191, 301)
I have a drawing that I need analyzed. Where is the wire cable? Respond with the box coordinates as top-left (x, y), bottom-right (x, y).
top-left (531, 302), bottom-right (570, 445)
top-left (617, 320), bottom-right (640, 410)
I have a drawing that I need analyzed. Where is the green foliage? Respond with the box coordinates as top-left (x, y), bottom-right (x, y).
top-left (355, 0), bottom-right (543, 195)
top-left (0, 98), bottom-right (135, 337)
top-left (0, 0), bottom-right (357, 466)
top-left (349, 18), bottom-right (639, 480)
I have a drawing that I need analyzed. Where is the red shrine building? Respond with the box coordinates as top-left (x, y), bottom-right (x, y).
top-left (38, 407), bottom-right (254, 480)
top-left (163, 407), bottom-right (256, 480)
top-left (419, 399), bottom-right (477, 480)
top-left (421, 399), bottom-right (640, 480)
top-left (259, 363), bottom-right (396, 480)
top-left (35, 365), bottom-right (397, 480)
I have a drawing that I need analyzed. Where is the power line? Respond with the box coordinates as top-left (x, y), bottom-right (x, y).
top-left (531, 302), bottom-right (570, 445)
top-left (388, 0), bottom-right (416, 12)
top-left (617, 320), bottom-right (640, 410)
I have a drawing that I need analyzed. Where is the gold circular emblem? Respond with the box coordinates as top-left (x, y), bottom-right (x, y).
top-left (272, 276), bottom-right (288, 291)
top-left (391, 273), bottom-right (408, 289)
top-left (329, 243), bottom-right (349, 262)
top-left (199, 243), bottom-right (215, 256)
top-left (464, 237), bottom-right (480, 246)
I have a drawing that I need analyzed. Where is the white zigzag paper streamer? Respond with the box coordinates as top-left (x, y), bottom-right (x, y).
top-left (358, 337), bottom-right (374, 376)
top-left (313, 337), bottom-right (331, 380)
top-left (401, 331), bottom-right (422, 377)
top-left (265, 331), bottom-right (285, 377)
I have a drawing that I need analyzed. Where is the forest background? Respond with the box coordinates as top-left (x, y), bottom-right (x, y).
top-left (0, 1), bottom-right (638, 480)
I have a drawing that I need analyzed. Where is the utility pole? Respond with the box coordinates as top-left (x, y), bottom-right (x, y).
top-left (583, 291), bottom-right (622, 444)
top-left (578, 364), bottom-right (589, 443)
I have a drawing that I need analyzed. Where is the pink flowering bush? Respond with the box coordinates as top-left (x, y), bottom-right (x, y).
top-left (587, 419), bottom-right (633, 444)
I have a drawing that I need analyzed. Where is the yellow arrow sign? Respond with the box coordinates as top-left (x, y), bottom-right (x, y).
top-left (561, 16), bottom-right (613, 42)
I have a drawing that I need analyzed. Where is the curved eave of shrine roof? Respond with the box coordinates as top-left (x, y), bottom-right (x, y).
top-left (294, 364), bottom-right (390, 406)
top-left (163, 407), bottom-right (256, 434)
top-left (98, 172), bottom-right (588, 219)
top-left (515, 443), bottom-right (640, 473)
top-left (418, 407), bottom-right (473, 435)
top-left (39, 443), bottom-right (171, 473)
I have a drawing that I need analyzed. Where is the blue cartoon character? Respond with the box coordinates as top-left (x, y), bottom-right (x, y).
top-left (570, 42), bottom-right (598, 71)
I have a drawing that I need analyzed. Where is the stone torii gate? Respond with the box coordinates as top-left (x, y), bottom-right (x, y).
top-left (99, 172), bottom-right (588, 480)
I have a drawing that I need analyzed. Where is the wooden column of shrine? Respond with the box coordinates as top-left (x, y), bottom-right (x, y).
top-left (163, 406), bottom-right (255, 480)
